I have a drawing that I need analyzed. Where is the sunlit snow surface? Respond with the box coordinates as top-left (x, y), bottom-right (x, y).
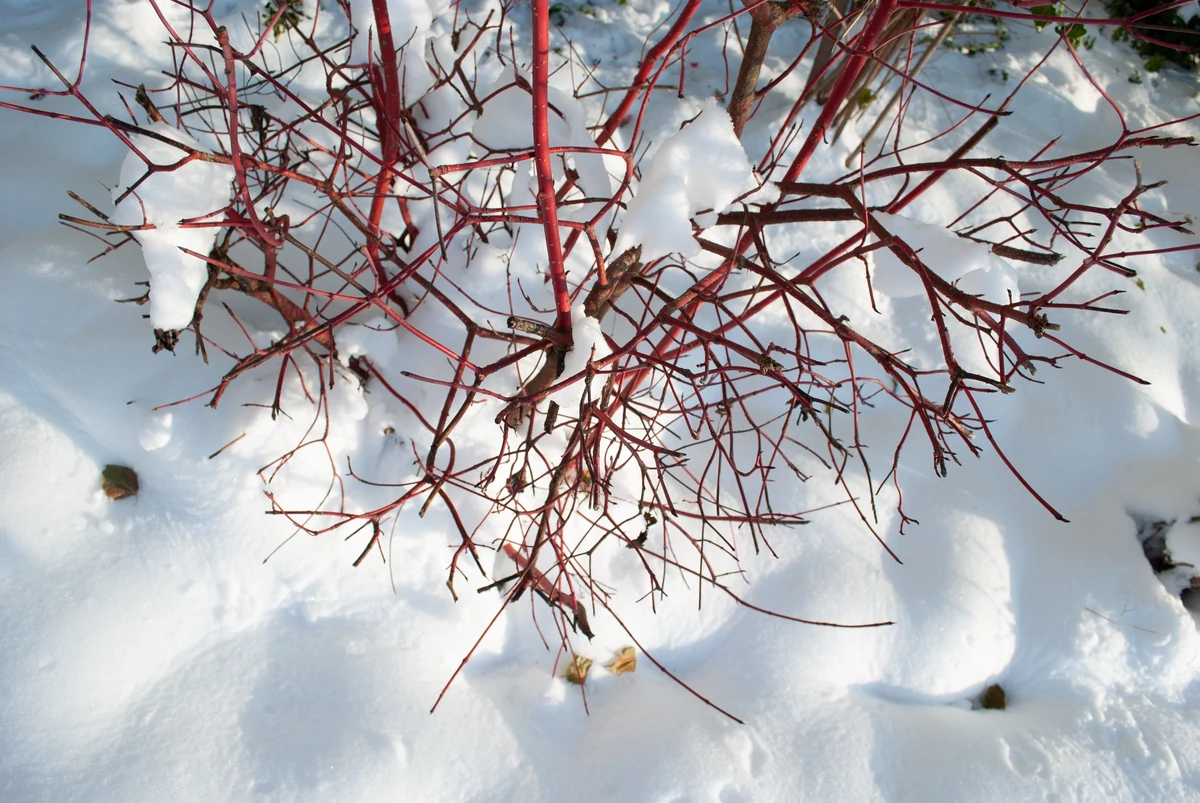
top-left (616, 97), bottom-right (776, 259)
top-left (2, 0), bottom-right (1200, 800)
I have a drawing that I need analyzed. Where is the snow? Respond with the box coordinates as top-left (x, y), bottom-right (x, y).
top-left (347, 0), bottom-right (452, 101)
top-left (616, 97), bottom-right (776, 260)
top-left (472, 65), bottom-right (615, 215)
top-left (869, 212), bottom-right (1020, 304)
top-left (111, 123), bottom-right (233, 330)
top-left (2, 0), bottom-right (1200, 801)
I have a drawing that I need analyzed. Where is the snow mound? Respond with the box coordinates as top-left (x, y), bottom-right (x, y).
top-left (616, 98), bottom-right (774, 260)
top-left (111, 123), bottom-right (233, 331)
top-left (471, 66), bottom-right (613, 209)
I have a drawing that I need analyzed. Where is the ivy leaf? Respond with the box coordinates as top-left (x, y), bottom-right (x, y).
top-left (1029, 4), bottom-right (1058, 31)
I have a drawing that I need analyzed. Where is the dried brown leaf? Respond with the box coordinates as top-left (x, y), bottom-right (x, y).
top-left (979, 683), bottom-right (1007, 711)
top-left (101, 464), bottom-right (139, 500)
top-left (563, 655), bottom-right (592, 685)
top-left (606, 646), bottom-right (637, 675)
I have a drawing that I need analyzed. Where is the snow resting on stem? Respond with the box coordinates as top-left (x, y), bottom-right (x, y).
top-left (111, 123), bottom-right (233, 331)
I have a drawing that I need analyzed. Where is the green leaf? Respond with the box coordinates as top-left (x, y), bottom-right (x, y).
top-left (262, 0), bottom-right (306, 41)
top-left (1030, 4), bottom-right (1058, 31)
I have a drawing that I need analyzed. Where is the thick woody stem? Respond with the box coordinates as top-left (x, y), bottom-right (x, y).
top-left (365, 0), bottom-right (402, 286)
top-left (531, 0), bottom-right (574, 345)
top-left (727, 1), bottom-right (801, 138)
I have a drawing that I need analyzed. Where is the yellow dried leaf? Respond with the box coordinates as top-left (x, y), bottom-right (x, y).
top-left (606, 646), bottom-right (637, 675)
top-left (563, 655), bottom-right (592, 685)
top-left (101, 464), bottom-right (139, 500)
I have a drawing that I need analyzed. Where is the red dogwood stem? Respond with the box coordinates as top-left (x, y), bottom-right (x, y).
top-left (366, 0), bottom-right (402, 286)
top-left (595, 0), bottom-right (705, 147)
top-left (783, 0), bottom-right (900, 183)
top-left (531, 0), bottom-right (574, 342)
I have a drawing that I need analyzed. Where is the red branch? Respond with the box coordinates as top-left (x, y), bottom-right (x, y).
top-left (530, 0), bottom-right (573, 343)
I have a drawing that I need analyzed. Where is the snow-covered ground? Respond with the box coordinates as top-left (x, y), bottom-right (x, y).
top-left (2, 0), bottom-right (1200, 800)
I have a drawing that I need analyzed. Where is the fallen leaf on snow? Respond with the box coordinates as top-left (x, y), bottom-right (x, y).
top-left (606, 646), bottom-right (637, 675)
top-left (101, 464), bottom-right (139, 500)
top-left (564, 655), bottom-right (593, 685)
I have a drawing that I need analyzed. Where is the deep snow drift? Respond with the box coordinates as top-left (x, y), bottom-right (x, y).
top-left (2, 0), bottom-right (1200, 800)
